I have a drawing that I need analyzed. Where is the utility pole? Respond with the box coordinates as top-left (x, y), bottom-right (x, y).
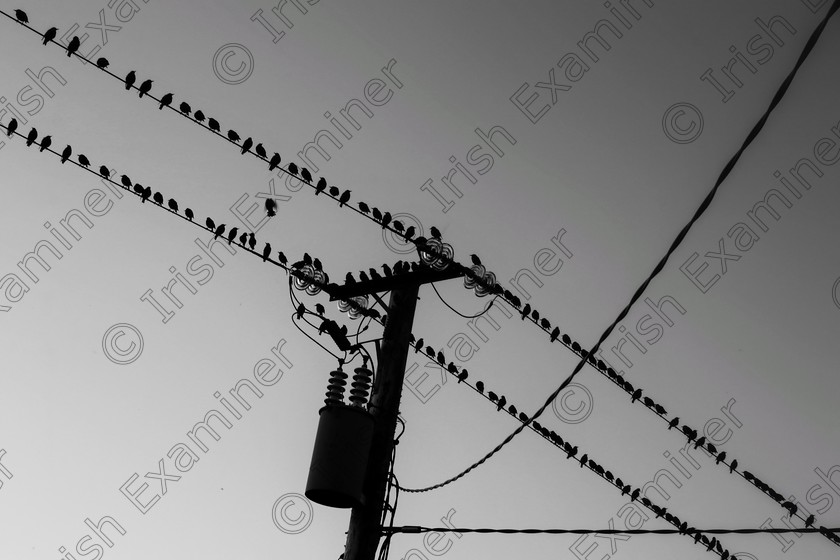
top-left (343, 284), bottom-right (418, 560)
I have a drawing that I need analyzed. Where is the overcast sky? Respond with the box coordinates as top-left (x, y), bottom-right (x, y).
top-left (1, 1), bottom-right (839, 559)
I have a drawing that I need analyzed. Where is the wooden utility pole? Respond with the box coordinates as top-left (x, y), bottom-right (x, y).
top-left (343, 284), bottom-right (419, 560)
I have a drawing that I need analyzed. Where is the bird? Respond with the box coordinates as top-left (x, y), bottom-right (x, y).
top-left (805, 514), bottom-right (815, 527)
top-left (25, 128), bottom-right (38, 146)
top-left (99, 165), bottom-right (110, 179)
top-left (715, 451), bottom-right (727, 465)
top-left (475, 381), bottom-right (484, 393)
top-left (96, 57), bottom-right (109, 69)
top-left (14, 9), bottom-right (28, 23)
top-left (496, 395), bottom-right (506, 411)
top-left (141, 186), bottom-right (152, 203)
top-left (153, 192), bottom-right (163, 205)
top-left (206, 217), bottom-right (216, 231)
top-left (262, 243), bottom-right (271, 262)
top-left (288, 162), bottom-right (298, 176)
top-left (315, 177), bottom-right (326, 195)
top-left (531, 308), bottom-right (540, 321)
top-left (630, 488), bottom-right (640, 502)
top-left (241, 137), bottom-right (253, 154)
top-left (382, 264), bottom-right (392, 277)
top-left (550, 327), bottom-right (560, 342)
top-left (301, 168), bottom-right (312, 183)
top-left (38, 135), bottom-right (51, 152)
top-left (706, 442), bottom-right (717, 455)
top-left (488, 391), bottom-right (498, 403)
top-left (168, 199), bottom-right (178, 212)
top-left (436, 350), bottom-right (445, 364)
top-left (339, 190), bottom-right (351, 207)
top-left (5, 118), bottom-right (17, 137)
top-left (185, 208), bottom-right (194, 221)
top-left (631, 388), bottom-right (642, 403)
top-left (313, 258), bottom-right (322, 271)
top-left (159, 93), bottom-right (173, 109)
top-left (329, 186), bottom-right (340, 197)
top-left (214, 224), bottom-right (226, 239)
top-left (520, 303), bottom-right (531, 320)
top-left (404, 225), bottom-right (415, 239)
top-left (42, 27), bottom-right (58, 45)
top-left (265, 198), bottom-right (277, 217)
top-left (60, 144), bottom-right (71, 163)
top-left (642, 396), bottom-right (654, 408)
top-left (208, 118), bottom-right (220, 132)
top-left (457, 369), bottom-right (468, 383)
top-left (227, 129), bottom-right (240, 142)
top-left (470, 254), bottom-right (481, 266)
top-left (179, 101), bottom-right (191, 115)
top-left (248, 233), bottom-right (256, 250)
top-left (239, 232), bottom-right (248, 245)
top-left (194, 110), bottom-right (206, 122)
top-left (579, 453), bottom-right (588, 468)
top-left (277, 252), bottom-right (287, 266)
top-left (138, 79), bottom-right (153, 98)
top-left (358, 201), bottom-right (370, 214)
top-left (268, 153), bottom-right (281, 170)
top-left (380, 211), bottom-right (391, 229)
top-left (654, 404), bottom-right (667, 415)
top-left (78, 154), bottom-right (90, 167)
top-left (507, 404), bottom-right (518, 416)
top-left (693, 436), bottom-right (706, 449)
top-left (124, 71), bottom-right (136, 90)
top-left (668, 417), bottom-right (679, 430)
top-left (120, 175), bottom-right (132, 188)
top-left (392, 220), bottom-right (404, 233)
top-left (133, 184), bottom-right (144, 195)
top-left (729, 459), bottom-right (738, 473)
top-left (255, 143), bottom-right (267, 158)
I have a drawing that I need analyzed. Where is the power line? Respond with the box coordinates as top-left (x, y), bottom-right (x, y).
top-left (384, 526), bottom-right (840, 536)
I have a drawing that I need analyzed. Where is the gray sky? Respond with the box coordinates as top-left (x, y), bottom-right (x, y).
top-left (0, 0), bottom-right (839, 559)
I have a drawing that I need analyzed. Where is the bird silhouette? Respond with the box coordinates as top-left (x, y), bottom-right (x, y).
top-left (564, 444), bottom-right (578, 459)
top-left (382, 264), bottom-right (392, 277)
top-left (43, 27), bottom-right (58, 45)
top-left (255, 143), bottom-right (266, 158)
top-left (380, 211), bottom-right (391, 229)
top-left (168, 199), bottom-right (178, 212)
top-left (631, 388), bottom-right (642, 403)
top-left (153, 192), bottom-right (163, 205)
top-left (457, 369), bottom-right (468, 383)
top-left (96, 57), bottom-right (109, 68)
top-left (303, 253), bottom-right (312, 266)
top-left (805, 514), bottom-right (815, 527)
top-left (404, 225), bottom-right (415, 239)
top-left (329, 186), bottom-right (339, 197)
top-left (642, 396), bottom-right (654, 408)
top-left (227, 129), bottom-right (240, 142)
top-left (131, 183), bottom-right (143, 195)
top-left (268, 153), bottom-right (281, 170)
top-left (706, 442), bottom-right (717, 454)
top-left (488, 391), bottom-right (498, 403)
top-left (550, 327), bottom-right (560, 342)
top-left (38, 135), bottom-right (51, 152)
top-left (248, 233), bottom-right (256, 250)
top-left (208, 118), bottom-right (220, 132)
top-left (520, 303), bottom-right (531, 320)
top-left (654, 404), bottom-right (667, 415)
top-left (262, 243), bottom-right (271, 262)
top-left (339, 190), bottom-right (351, 207)
top-left (345, 272), bottom-right (356, 285)
top-left (475, 380), bottom-right (484, 393)
top-left (99, 165), bottom-right (110, 179)
top-left (630, 488), bottom-right (640, 502)
top-left (371, 207), bottom-right (382, 221)
top-left (14, 9), bottom-right (28, 23)
top-left (301, 168), bottom-right (312, 183)
top-left (78, 154), bottom-right (90, 167)
top-left (309, 177), bottom-right (325, 196)
top-left (579, 453), bottom-right (588, 468)
top-left (288, 162), bottom-right (298, 176)
top-left (313, 258), bottom-right (322, 271)
top-left (358, 201), bottom-right (370, 214)
top-left (206, 217), bottom-right (216, 231)
top-left (715, 452), bottom-right (727, 465)
top-left (496, 395), bottom-right (506, 411)
top-left (265, 198), bottom-right (277, 217)
top-left (693, 436), bottom-right (706, 449)
top-left (277, 252), bottom-right (287, 266)
top-left (392, 220), bottom-right (404, 233)
top-left (159, 93), bottom-right (173, 109)
top-left (178, 101), bottom-right (191, 115)
top-left (668, 417), bottom-right (679, 430)
top-left (730, 459), bottom-right (738, 473)
top-left (5, 118), bottom-right (17, 137)
top-left (185, 208), bottom-right (194, 221)
top-left (124, 71), bottom-right (136, 90)
top-left (430, 226), bottom-right (442, 239)
top-left (141, 186), bottom-right (152, 203)
top-left (25, 128), bottom-right (38, 146)
top-left (214, 224), bottom-right (226, 239)
top-left (120, 174), bottom-right (132, 188)
top-left (241, 137), bottom-right (253, 154)
top-left (60, 144), bottom-right (71, 163)
top-left (193, 110), bottom-right (205, 122)
top-left (138, 79), bottom-right (153, 98)
top-left (239, 232), bottom-right (247, 246)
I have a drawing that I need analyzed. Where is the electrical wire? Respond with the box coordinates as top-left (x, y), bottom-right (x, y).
top-left (384, 526), bottom-right (840, 536)
top-left (431, 283), bottom-right (497, 319)
top-left (396, 0), bottom-right (840, 497)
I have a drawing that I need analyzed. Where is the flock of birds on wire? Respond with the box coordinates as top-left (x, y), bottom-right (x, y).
top-left (7, 8), bottom-right (840, 556)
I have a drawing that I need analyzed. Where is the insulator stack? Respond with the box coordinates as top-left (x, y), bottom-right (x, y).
top-left (348, 366), bottom-right (373, 407)
top-left (325, 368), bottom-right (348, 405)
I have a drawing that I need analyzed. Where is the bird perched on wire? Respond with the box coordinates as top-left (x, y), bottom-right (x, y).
top-left (138, 79), bottom-right (153, 98)
top-left (358, 201), bottom-right (370, 214)
top-left (67, 35), bottom-right (81, 55)
top-left (120, 174), bottom-right (132, 188)
top-left (227, 129), bottom-right (240, 143)
top-left (168, 199), bottom-right (178, 213)
top-left (269, 153), bottom-right (281, 170)
top-left (42, 27), bottom-right (58, 45)
top-left (178, 102), bottom-right (191, 115)
top-left (287, 162), bottom-right (298, 176)
top-left (226, 227), bottom-right (239, 245)
top-left (14, 9), bottom-right (28, 23)
top-left (239, 232), bottom-right (248, 246)
top-left (475, 381), bottom-right (484, 393)
top-left (301, 168), bottom-right (312, 183)
top-left (38, 135), bottom-right (51, 152)
top-left (153, 192), bottom-right (163, 205)
top-left (315, 177), bottom-right (326, 195)
top-left (96, 57), bottom-right (109, 69)
top-left (241, 137), bottom-right (253, 154)
top-left (248, 233), bottom-right (256, 250)
top-left (159, 93), bottom-right (173, 110)
top-left (208, 118), bottom-right (220, 132)
top-left (262, 242), bottom-right (271, 262)
top-left (729, 459), bottom-right (738, 473)
top-left (496, 395), bottom-right (506, 411)
top-left (185, 208), bottom-right (194, 221)
top-left (5, 118), bottom-right (17, 137)
top-left (25, 128), bottom-right (38, 146)
top-left (277, 252), bottom-right (287, 266)
top-left (214, 224), bottom-right (226, 239)
top-left (255, 143), bottom-right (267, 158)
top-left (141, 186), bottom-right (152, 203)
top-left (99, 165), bottom-right (110, 179)
top-left (78, 154), bottom-right (90, 167)
top-left (193, 110), bottom-right (205, 122)
top-left (124, 71), bottom-right (136, 90)
top-left (60, 145), bottom-right (72, 163)
top-left (430, 226), bottom-right (442, 239)
top-left (206, 217), bottom-right (216, 231)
